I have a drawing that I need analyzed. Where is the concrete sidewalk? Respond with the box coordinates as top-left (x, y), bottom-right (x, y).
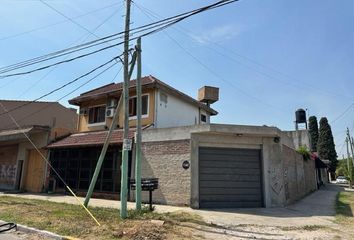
top-left (0, 184), bottom-right (342, 228)
top-left (0, 191), bottom-right (189, 214)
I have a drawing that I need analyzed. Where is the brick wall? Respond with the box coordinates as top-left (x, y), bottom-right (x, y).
top-left (139, 139), bottom-right (191, 206)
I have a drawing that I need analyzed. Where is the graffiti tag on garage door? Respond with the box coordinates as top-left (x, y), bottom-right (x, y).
top-left (0, 165), bottom-right (17, 184)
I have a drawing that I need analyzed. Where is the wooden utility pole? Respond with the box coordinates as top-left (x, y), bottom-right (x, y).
top-left (120, 0), bottom-right (131, 219)
top-left (135, 37), bottom-right (142, 210)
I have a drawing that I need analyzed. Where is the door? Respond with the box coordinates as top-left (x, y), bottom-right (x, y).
top-left (0, 145), bottom-right (18, 190)
top-left (199, 147), bottom-right (263, 208)
top-left (24, 149), bottom-right (46, 192)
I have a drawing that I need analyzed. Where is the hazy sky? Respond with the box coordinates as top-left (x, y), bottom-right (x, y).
top-left (0, 0), bottom-right (353, 157)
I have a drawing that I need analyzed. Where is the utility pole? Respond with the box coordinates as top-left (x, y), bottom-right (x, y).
top-left (347, 128), bottom-right (354, 166)
top-left (346, 136), bottom-right (353, 188)
top-left (84, 97), bottom-right (122, 207)
top-left (135, 37), bottom-right (142, 210)
top-left (84, 52), bottom-right (137, 208)
top-left (120, 0), bottom-right (131, 219)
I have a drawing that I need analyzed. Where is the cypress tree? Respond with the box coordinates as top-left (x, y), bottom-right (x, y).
top-left (308, 116), bottom-right (319, 152)
top-left (317, 117), bottom-right (338, 177)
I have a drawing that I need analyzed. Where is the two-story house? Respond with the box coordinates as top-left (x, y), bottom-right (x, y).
top-left (46, 76), bottom-right (319, 209)
top-left (47, 75), bottom-right (218, 197)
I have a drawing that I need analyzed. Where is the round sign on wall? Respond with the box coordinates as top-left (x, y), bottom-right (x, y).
top-left (182, 160), bottom-right (190, 170)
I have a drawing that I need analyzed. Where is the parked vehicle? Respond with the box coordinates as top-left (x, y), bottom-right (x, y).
top-left (336, 176), bottom-right (349, 184)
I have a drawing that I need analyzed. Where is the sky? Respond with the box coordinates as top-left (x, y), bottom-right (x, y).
top-left (0, 0), bottom-right (354, 157)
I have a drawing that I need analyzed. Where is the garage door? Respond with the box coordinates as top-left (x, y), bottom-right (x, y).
top-left (199, 147), bottom-right (263, 208)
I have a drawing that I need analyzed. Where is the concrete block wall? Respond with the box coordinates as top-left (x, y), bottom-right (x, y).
top-left (140, 139), bottom-right (191, 206)
top-left (262, 138), bottom-right (285, 207)
top-left (281, 145), bottom-right (316, 205)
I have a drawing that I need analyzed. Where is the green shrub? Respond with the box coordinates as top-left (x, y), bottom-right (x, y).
top-left (297, 145), bottom-right (311, 161)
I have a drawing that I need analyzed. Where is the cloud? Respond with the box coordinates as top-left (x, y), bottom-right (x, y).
top-left (191, 24), bottom-right (242, 44)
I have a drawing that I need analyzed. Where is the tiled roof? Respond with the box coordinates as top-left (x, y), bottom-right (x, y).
top-left (68, 75), bottom-right (218, 115)
top-left (69, 76), bottom-right (156, 104)
top-left (47, 129), bottom-right (134, 148)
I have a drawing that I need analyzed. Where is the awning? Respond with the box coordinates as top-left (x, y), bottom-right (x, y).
top-left (0, 126), bottom-right (49, 142)
top-left (47, 129), bottom-right (134, 148)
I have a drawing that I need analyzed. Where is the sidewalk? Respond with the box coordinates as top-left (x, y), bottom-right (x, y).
top-left (0, 192), bottom-right (189, 214)
top-left (0, 184), bottom-right (342, 228)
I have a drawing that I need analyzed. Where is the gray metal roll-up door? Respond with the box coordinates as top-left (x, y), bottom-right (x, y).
top-left (199, 147), bottom-right (263, 208)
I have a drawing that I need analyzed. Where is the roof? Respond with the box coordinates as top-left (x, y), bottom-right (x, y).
top-left (68, 75), bottom-right (217, 115)
top-left (0, 100), bottom-right (78, 131)
top-left (47, 129), bottom-right (134, 148)
top-left (0, 125), bottom-right (50, 142)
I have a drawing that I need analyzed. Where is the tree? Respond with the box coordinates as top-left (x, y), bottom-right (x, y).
top-left (308, 116), bottom-right (319, 152)
top-left (336, 158), bottom-right (353, 188)
top-left (317, 117), bottom-right (338, 179)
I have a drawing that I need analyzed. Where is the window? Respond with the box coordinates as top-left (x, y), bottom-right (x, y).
top-left (129, 95), bottom-right (149, 117)
top-left (88, 106), bottom-right (106, 124)
top-left (201, 114), bottom-right (207, 123)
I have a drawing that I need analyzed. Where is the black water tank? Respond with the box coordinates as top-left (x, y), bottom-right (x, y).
top-left (295, 109), bottom-right (306, 123)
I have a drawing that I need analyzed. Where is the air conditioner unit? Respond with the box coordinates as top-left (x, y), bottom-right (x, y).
top-left (107, 98), bottom-right (117, 108)
top-left (79, 108), bottom-right (88, 115)
top-left (106, 108), bottom-right (115, 118)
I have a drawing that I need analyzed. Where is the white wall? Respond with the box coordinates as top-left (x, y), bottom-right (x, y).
top-left (155, 89), bottom-right (210, 128)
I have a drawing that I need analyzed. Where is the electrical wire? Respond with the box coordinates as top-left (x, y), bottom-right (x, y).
top-left (40, 0), bottom-right (124, 66)
top-left (331, 103), bottom-right (354, 124)
top-left (16, 6), bottom-right (120, 97)
top-left (135, 2), bottom-right (354, 102)
top-left (0, 0), bottom-right (238, 116)
top-left (0, 1), bottom-right (122, 42)
top-left (0, 54), bottom-right (124, 117)
top-left (3, 62), bottom-right (119, 130)
top-left (0, 102), bottom-right (101, 226)
top-left (0, 0), bottom-right (237, 76)
top-left (134, 1), bottom-right (285, 112)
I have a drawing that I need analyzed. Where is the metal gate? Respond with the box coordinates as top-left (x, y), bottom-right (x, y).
top-left (199, 147), bottom-right (263, 208)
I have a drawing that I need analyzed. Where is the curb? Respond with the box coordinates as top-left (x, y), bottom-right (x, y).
top-left (0, 220), bottom-right (66, 240)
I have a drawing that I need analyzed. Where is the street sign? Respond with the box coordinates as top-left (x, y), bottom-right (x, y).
top-left (123, 138), bottom-right (132, 151)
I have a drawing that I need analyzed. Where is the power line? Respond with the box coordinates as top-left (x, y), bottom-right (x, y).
top-left (0, 54), bottom-right (124, 117)
top-left (0, 45), bottom-right (126, 78)
top-left (3, 61), bottom-right (119, 129)
top-left (0, 1), bottom-right (121, 42)
top-left (40, 0), bottom-right (106, 38)
top-left (135, 3), bottom-right (354, 102)
top-left (0, 0), bottom-right (237, 76)
top-left (134, 2), bottom-right (286, 112)
top-left (16, 5), bottom-right (120, 98)
top-left (331, 103), bottom-right (354, 124)
top-left (39, 0), bottom-right (124, 59)
top-left (111, 65), bottom-right (123, 83)
top-left (0, 101), bottom-right (101, 226)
